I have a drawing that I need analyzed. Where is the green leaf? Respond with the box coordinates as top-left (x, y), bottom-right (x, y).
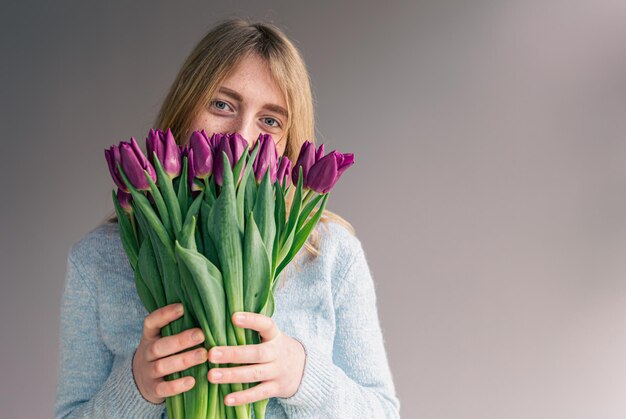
top-left (176, 223), bottom-right (216, 348)
top-left (177, 156), bottom-right (189, 217)
top-left (178, 212), bottom-right (197, 251)
top-left (243, 172), bottom-right (257, 224)
top-left (203, 177), bottom-right (215, 207)
top-left (236, 143), bottom-right (260, 232)
top-left (144, 169), bottom-right (173, 240)
top-left (274, 182), bottom-right (286, 241)
top-left (174, 240), bottom-right (228, 346)
top-left (117, 162), bottom-right (175, 262)
top-left (137, 237), bottom-right (167, 308)
top-left (282, 165), bottom-right (303, 249)
top-left (273, 183), bottom-right (286, 273)
top-left (132, 268), bottom-right (158, 313)
top-left (183, 190), bottom-right (204, 229)
top-left (200, 201), bottom-right (220, 270)
top-left (262, 290), bottom-right (275, 317)
top-left (243, 211), bottom-right (271, 314)
top-left (253, 168), bottom-right (276, 264)
top-left (232, 143), bottom-right (250, 195)
top-left (111, 190), bottom-right (138, 271)
top-left (152, 152), bottom-right (183, 239)
top-left (208, 152), bottom-right (245, 346)
top-left (296, 193), bottom-right (323, 233)
top-left (276, 194), bottom-right (329, 278)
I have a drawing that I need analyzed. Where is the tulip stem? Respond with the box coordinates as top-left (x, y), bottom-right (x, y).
top-left (302, 189), bottom-right (315, 207)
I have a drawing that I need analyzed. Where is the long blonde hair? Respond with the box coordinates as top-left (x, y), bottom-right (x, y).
top-left (103, 18), bottom-right (355, 275)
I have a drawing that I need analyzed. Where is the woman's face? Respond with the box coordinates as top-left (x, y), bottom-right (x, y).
top-left (190, 54), bottom-right (288, 156)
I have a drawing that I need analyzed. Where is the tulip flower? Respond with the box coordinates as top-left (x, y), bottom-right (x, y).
top-left (146, 128), bottom-right (181, 178)
top-left (187, 148), bottom-right (204, 192)
top-left (251, 133), bottom-right (279, 183)
top-left (306, 150), bottom-right (355, 194)
top-left (292, 140), bottom-right (315, 188)
top-left (119, 137), bottom-right (158, 191)
top-left (116, 188), bottom-right (133, 214)
top-left (277, 156), bottom-right (291, 188)
top-left (188, 131), bottom-right (214, 179)
top-left (179, 143), bottom-right (189, 157)
top-left (292, 140), bottom-right (327, 188)
top-left (315, 143), bottom-right (325, 162)
top-left (104, 145), bottom-right (126, 192)
top-left (204, 130), bottom-right (222, 150)
top-left (213, 132), bottom-right (248, 186)
top-left (105, 138), bottom-right (157, 192)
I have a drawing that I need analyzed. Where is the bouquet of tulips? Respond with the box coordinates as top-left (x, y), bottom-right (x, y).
top-left (104, 128), bottom-right (354, 419)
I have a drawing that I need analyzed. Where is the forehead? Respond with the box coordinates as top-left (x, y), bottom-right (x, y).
top-left (220, 54), bottom-right (287, 108)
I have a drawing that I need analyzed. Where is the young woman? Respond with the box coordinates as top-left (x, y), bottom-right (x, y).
top-left (54, 18), bottom-right (400, 418)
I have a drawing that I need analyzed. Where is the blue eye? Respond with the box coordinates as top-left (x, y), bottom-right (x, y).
top-left (212, 100), bottom-right (232, 112)
top-left (263, 117), bottom-right (280, 128)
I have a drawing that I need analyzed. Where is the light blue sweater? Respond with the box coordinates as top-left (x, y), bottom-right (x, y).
top-left (54, 220), bottom-right (400, 418)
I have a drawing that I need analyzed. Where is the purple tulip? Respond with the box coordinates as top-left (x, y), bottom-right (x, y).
top-left (204, 130), bottom-right (222, 150)
top-left (116, 188), bottom-right (133, 214)
top-left (277, 156), bottom-right (292, 188)
top-left (186, 148), bottom-right (203, 192)
top-left (179, 143), bottom-right (189, 157)
top-left (251, 133), bottom-right (279, 183)
top-left (104, 145), bottom-right (126, 192)
top-left (292, 141), bottom-right (316, 187)
top-left (188, 131), bottom-right (214, 179)
top-left (146, 128), bottom-right (181, 178)
top-left (119, 137), bottom-right (158, 191)
top-left (306, 150), bottom-right (355, 194)
top-left (212, 132), bottom-right (248, 186)
top-left (292, 140), bottom-right (330, 188)
top-left (315, 143), bottom-right (325, 162)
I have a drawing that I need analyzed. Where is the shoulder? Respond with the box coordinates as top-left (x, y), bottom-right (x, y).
top-left (312, 219), bottom-right (367, 292)
top-left (67, 222), bottom-right (125, 281)
top-left (317, 220), bottom-right (363, 264)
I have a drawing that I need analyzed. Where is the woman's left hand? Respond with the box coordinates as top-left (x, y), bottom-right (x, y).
top-left (207, 312), bottom-right (306, 406)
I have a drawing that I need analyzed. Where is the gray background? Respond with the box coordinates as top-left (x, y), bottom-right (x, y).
top-left (2, 1), bottom-right (626, 418)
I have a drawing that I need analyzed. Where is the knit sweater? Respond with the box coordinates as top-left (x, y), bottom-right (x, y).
top-left (54, 220), bottom-right (400, 418)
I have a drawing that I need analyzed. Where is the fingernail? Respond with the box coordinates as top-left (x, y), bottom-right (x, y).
top-left (176, 304), bottom-right (184, 314)
top-left (212, 370), bottom-right (222, 380)
top-left (184, 377), bottom-right (194, 387)
top-left (192, 331), bottom-right (204, 342)
top-left (195, 349), bottom-right (206, 360)
top-left (235, 314), bottom-right (245, 323)
top-left (226, 396), bottom-right (235, 405)
top-left (212, 349), bottom-right (223, 359)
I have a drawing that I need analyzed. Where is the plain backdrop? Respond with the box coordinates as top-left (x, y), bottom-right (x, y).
top-left (3, 1), bottom-right (626, 418)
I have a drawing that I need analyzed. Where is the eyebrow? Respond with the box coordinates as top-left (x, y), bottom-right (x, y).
top-left (218, 87), bottom-right (288, 119)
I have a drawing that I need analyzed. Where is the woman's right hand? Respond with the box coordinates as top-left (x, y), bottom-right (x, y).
top-left (132, 303), bottom-right (208, 404)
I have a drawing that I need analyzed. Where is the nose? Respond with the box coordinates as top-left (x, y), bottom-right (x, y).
top-left (233, 117), bottom-right (260, 149)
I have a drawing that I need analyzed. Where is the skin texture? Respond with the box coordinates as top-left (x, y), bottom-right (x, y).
top-left (132, 54), bottom-right (306, 407)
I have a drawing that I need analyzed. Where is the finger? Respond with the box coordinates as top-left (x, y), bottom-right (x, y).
top-left (232, 312), bottom-right (280, 342)
top-left (154, 375), bottom-right (196, 399)
top-left (208, 342), bottom-right (276, 364)
top-left (146, 328), bottom-right (205, 362)
top-left (143, 303), bottom-right (184, 341)
top-left (150, 347), bottom-right (207, 379)
top-left (223, 381), bottom-right (278, 406)
top-left (208, 362), bottom-right (276, 384)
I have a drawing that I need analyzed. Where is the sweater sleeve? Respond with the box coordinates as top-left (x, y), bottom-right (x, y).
top-left (53, 250), bottom-right (166, 418)
top-left (277, 240), bottom-right (401, 418)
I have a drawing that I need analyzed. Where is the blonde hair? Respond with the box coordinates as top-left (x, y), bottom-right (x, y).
top-left (102, 18), bottom-right (355, 279)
